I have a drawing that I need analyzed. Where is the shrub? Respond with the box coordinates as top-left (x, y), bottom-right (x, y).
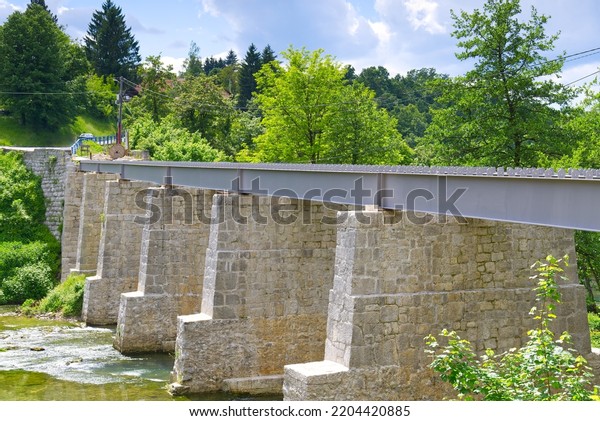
top-left (425, 255), bottom-right (595, 401)
top-left (0, 151), bottom-right (60, 304)
top-left (38, 274), bottom-right (86, 317)
top-left (1, 262), bottom-right (55, 304)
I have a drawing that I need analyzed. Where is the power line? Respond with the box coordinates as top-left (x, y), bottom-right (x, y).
top-left (564, 70), bottom-right (600, 87)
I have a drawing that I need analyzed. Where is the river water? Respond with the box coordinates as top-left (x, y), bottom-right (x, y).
top-left (0, 307), bottom-right (279, 401)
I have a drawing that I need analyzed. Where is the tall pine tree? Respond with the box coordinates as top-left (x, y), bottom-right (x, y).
top-left (84, 0), bottom-right (141, 81)
top-left (237, 43), bottom-right (262, 108)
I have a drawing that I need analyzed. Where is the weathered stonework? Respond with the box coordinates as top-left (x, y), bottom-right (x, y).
top-left (71, 172), bottom-right (118, 277)
top-left (170, 195), bottom-right (343, 394)
top-left (61, 169), bottom-right (84, 280)
top-left (82, 179), bottom-right (155, 325)
top-left (114, 187), bottom-right (214, 353)
top-left (284, 210), bottom-right (590, 400)
top-left (1, 147), bottom-right (71, 240)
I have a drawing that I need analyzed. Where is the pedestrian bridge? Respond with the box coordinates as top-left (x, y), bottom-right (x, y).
top-left (62, 159), bottom-right (599, 400)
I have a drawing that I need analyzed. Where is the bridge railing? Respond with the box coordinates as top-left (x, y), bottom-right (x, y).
top-left (70, 134), bottom-right (127, 155)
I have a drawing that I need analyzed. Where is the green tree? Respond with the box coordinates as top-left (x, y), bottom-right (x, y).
top-left (238, 43), bottom-right (262, 109)
top-left (0, 4), bottom-right (77, 130)
top-left (249, 47), bottom-right (411, 164)
top-left (182, 41), bottom-right (204, 78)
top-left (134, 55), bottom-right (175, 123)
top-left (261, 45), bottom-right (277, 66)
top-left (84, 0), bottom-right (141, 81)
top-left (171, 75), bottom-right (235, 154)
top-left (418, 0), bottom-right (574, 168)
top-left (28, 0), bottom-right (57, 23)
top-left (326, 83), bottom-right (412, 165)
top-left (128, 115), bottom-right (225, 162)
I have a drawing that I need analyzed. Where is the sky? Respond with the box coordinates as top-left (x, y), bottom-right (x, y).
top-left (1, 0), bottom-right (599, 87)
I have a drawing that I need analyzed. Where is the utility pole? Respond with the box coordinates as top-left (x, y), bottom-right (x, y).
top-left (109, 76), bottom-right (127, 159)
top-left (117, 76), bottom-right (124, 145)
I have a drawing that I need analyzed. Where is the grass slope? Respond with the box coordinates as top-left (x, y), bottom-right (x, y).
top-left (0, 114), bottom-right (114, 147)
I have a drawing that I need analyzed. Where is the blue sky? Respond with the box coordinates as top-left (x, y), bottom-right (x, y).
top-left (1, 0), bottom-right (599, 86)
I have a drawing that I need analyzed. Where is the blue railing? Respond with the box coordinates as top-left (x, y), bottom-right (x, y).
top-left (70, 135), bottom-right (118, 155)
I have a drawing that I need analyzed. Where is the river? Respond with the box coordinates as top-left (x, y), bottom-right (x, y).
top-left (0, 306), bottom-right (279, 401)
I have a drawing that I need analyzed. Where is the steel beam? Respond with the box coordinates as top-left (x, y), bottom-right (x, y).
top-left (78, 160), bottom-right (600, 232)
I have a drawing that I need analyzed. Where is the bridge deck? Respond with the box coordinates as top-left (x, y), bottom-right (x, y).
top-left (78, 160), bottom-right (600, 232)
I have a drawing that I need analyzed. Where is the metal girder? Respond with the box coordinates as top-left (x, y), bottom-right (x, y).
top-left (78, 160), bottom-right (600, 232)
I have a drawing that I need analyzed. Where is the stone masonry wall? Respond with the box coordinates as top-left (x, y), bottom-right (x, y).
top-left (170, 194), bottom-right (343, 394)
top-left (61, 169), bottom-right (84, 280)
top-left (114, 187), bottom-right (214, 353)
top-left (71, 172), bottom-right (118, 276)
top-left (1, 147), bottom-right (71, 240)
top-left (82, 179), bottom-right (155, 325)
top-left (284, 210), bottom-right (591, 401)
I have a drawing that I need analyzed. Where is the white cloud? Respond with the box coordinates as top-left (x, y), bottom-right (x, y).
top-left (368, 20), bottom-right (392, 43)
top-left (201, 0), bottom-right (220, 17)
top-left (161, 56), bottom-right (186, 75)
top-left (403, 0), bottom-right (445, 34)
top-left (0, 0), bottom-right (21, 20)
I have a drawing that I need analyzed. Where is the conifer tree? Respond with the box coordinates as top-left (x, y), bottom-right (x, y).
top-left (237, 43), bottom-right (262, 108)
top-left (84, 0), bottom-right (141, 81)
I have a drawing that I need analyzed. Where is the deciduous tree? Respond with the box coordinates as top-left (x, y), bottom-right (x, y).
top-left (0, 4), bottom-right (77, 130)
top-left (248, 47), bottom-right (411, 164)
top-left (418, 0), bottom-right (574, 168)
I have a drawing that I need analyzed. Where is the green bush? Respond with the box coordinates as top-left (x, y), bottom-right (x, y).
top-left (426, 255), bottom-right (595, 401)
top-left (38, 274), bottom-right (86, 317)
top-left (2, 262), bottom-right (54, 303)
top-left (0, 151), bottom-right (60, 304)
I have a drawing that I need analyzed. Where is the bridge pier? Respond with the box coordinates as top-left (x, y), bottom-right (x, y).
top-left (70, 172), bottom-right (118, 277)
top-left (82, 179), bottom-right (155, 325)
top-left (61, 168), bottom-right (84, 281)
top-left (283, 210), bottom-right (590, 400)
top-left (170, 194), bottom-right (342, 394)
top-left (114, 187), bottom-right (214, 353)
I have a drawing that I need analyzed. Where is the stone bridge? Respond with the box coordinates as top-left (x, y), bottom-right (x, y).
top-left (5, 147), bottom-right (599, 399)
top-left (53, 159), bottom-right (600, 400)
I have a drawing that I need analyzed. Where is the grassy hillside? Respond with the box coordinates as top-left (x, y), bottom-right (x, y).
top-left (0, 114), bottom-right (115, 147)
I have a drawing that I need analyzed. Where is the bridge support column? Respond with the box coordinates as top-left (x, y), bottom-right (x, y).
top-left (70, 172), bottom-right (118, 277)
top-left (283, 210), bottom-right (590, 400)
top-left (114, 187), bottom-right (214, 353)
top-left (170, 195), bottom-right (341, 395)
top-left (82, 179), bottom-right (155, 325)
top-left (61, 168), bottom-right (84, 281)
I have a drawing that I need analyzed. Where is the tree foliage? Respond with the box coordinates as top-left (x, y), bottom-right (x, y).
top-left (248, 47), bottom-right (411, 164)
top-left (0, 151), bottom-right (59, 304)
top-left (84, 0), bottom-right (141, 81)
top-left (0, 4), bottom-right (78, 130)
top-left (238, 43), bottom-right (262, 109)
top-left (171, 75), bottom-right (236, 154)
top-left (426, 255), bottom-right (596, 401)
top-left (418, 0), bottom-right (574, 168)
top-left (134, 55), bottom-right (175, 123)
